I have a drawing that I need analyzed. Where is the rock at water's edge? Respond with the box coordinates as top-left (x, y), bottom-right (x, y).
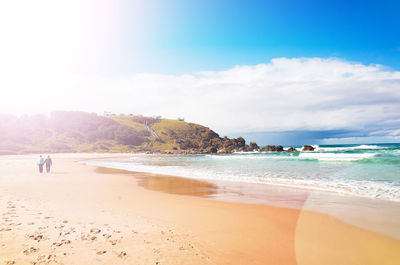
top-left (302, 145), bottom-right (315, 151)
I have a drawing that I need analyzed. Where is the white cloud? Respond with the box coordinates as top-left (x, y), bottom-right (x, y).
top-left (1, 58), bottom-right (400, 136)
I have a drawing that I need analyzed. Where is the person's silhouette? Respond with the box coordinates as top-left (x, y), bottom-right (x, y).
top-left (44, 155), bottom-right (52, 173)
top-left (37, 155), bottom-right (45, 173)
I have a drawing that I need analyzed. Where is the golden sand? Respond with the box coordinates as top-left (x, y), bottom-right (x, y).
top-left (0, 154), bottom-right (399, 264)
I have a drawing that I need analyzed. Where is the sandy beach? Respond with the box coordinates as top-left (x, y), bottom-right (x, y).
top-left (1, 154), bottom-right (399, 265)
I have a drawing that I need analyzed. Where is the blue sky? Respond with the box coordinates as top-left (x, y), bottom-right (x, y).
top-left (101, 0), bottom-right (400, 75)
top-left (0, 0), bottom-right (399, 145)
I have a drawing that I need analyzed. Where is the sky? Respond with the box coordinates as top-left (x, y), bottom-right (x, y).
top-left (0, 0), bottom-right (399, 145)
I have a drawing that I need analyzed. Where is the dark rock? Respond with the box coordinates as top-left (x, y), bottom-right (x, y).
top-left (302, 145), bottom-right (315, 151)
top-left (248, 142), bottom-right (259, 151)
top-left (286, 147), bottom-right (297, 152)
top-left (235, 137), bottom-right (246, 148)
top-left (260, 145), bottom-right (277, 152)
top-left (276, 145), bottom-right (284, 152)
top-left (260, 145), bottom-right (284, 152)
top-left (217, 148), bottom-right (228, 154)
top-left (206, 146), bottom-right (218, 153)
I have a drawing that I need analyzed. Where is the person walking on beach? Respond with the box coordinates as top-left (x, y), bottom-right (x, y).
top-left (44, 155), bottom-right (52, 173)
top-left (37, 155), bottom-right (45, 173)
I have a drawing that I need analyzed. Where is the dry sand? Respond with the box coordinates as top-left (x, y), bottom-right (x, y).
top-left (0, 153), bottom-right (399, 265)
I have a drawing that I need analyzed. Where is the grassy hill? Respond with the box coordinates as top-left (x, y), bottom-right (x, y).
top-left (0, 111), bottom-right (255, 154)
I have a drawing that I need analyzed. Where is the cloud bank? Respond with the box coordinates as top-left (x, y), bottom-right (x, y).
top-left (1, 58), bottom-right (400, 138)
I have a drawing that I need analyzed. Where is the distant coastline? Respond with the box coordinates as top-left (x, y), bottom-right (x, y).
top-left (0, 111), bottom-right (313, 155)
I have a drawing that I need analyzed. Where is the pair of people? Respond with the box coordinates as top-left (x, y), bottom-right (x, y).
top-left (37, 155), bottom-right (52, 173)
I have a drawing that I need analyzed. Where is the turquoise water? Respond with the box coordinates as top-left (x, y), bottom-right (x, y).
top-left (88, 144), bottom-right (400, 201)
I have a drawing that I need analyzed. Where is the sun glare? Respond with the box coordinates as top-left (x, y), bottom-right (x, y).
top-left (0, 0), bottom-right (143, 115)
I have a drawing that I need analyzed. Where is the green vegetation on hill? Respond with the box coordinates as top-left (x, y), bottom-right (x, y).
top-left (1, 112), bottom-right (306, 155)
top-left (106, 115), bottom-right (148, 133)
top-left (0, 111), bottom-right (253, 154)
top-left (0, 112), bottom-right (150, 154)
top-left (150, 119), bottom-right (219, 151)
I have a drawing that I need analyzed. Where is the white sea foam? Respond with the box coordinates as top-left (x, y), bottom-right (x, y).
top-left (256, 176), bottom-right (400, 201)
top-left (207, 152), bottom-right (376, 161)
top-left (312, 144), bottom-right (382, 152)
top-left (232, 150), bottom-right (260, 154)
top-left (298, 152), bottom-right (376, 161)
top-left (206, 154), bottom-right (296, 160)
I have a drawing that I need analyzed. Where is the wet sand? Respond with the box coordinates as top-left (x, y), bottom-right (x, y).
top-left (0, 154), bottom-right (399, 264)
top-left (104, 165), bottom-right (400, 241)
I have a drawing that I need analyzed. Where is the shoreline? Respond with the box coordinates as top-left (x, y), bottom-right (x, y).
top-left (91, 160), bottom-right (399, 204)
top-left (86, 151), bottom-right (400, 203)
top-left (94, 164), bottom-right (400, 241)
top-left (1, 153), bottom-right (399, 264)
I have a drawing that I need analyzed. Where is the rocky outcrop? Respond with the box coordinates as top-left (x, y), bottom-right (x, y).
top-left (302, 145), bottom-right (315, 151)
top-left (248, 142), bottom-right (259, 151)
top-left (276, 145), bottom-right (284, 152)
top-left (171, 134), bottom-right (254, 154)
top-left (206, 146), bottom-right (218, 153)
top-left (260, 145), bottom-right (284, 152)
top-left (260, 145), bottom-right (274, 152)
top-left (286, 147), bottom-right (297, 152)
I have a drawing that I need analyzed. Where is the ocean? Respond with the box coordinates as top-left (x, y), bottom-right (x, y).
top-left (87, 143), bottom-right (400, 202)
